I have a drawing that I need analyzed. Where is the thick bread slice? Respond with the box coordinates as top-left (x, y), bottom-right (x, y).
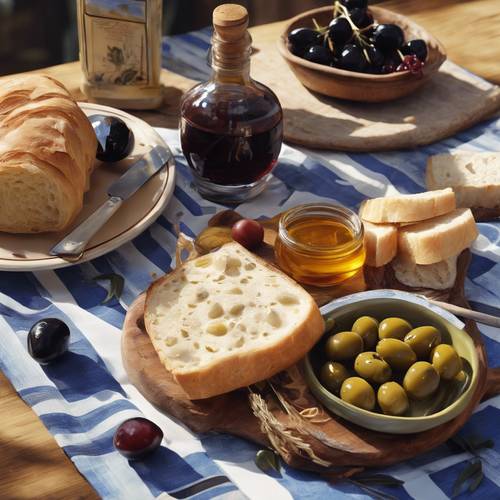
top-left (391, 254), bottom-right (459, 290)
top-left (426, 152), bottom-right (500, 210)
top-left (359, 188), bottom-right (456, 223)
top-left (398, 208), bottom-right (478, 265)
top-left (363, 221), bottom-right (398, 267)
top-left (144, 242), bottom-right (324, 400)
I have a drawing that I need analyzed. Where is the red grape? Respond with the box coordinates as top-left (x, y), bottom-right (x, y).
top-left (231, 219), bottom-right (264, 249)
top-left (113, 417), bottom-right (163, 459)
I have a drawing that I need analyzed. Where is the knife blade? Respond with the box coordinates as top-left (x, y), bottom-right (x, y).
top-left (50, 144), bottom-right (173, 261)
top-left (108, 145), bottom-right (171, 200)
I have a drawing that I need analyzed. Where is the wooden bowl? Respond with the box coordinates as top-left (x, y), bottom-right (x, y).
top-left (304, 291), bottom-right (478, 434)
top-left (278, 6), bottom-right (447, 102)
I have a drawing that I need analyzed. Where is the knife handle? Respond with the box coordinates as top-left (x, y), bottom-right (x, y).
top-left (50, 196), bottom-right (123, 261)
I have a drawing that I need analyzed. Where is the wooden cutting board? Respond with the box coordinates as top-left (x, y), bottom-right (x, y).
top-left (249, 39), bottom-right (500, 152)
top-left (122, 211), bottom-right (500, 475)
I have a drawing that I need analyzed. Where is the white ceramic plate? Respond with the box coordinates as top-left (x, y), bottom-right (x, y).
top-left (0, 102), bottom-right (176, 271)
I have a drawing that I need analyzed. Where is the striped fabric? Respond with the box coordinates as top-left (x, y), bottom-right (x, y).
top-left (0, 29), bottom-right (499, 499)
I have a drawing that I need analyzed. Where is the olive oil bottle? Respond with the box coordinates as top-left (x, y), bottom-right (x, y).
top-left (77, 0), bottom-right (163, 109)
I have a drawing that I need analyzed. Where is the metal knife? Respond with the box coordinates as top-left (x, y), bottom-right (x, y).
top-left (50, 144), bottom-right (172, 262)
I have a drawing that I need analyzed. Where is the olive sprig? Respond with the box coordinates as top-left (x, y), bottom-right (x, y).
top-left (319, 1), bottom-right (378, 64)
top-left (447, 434), bottom-right (494, 496)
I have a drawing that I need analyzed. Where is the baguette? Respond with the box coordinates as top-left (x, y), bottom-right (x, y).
top-left (0, 75), bottom-right (97, 233)
top-left (426, 151), bottom-right (500, 212)
top-left (398, 208), bottom-right (478, 265)
top-left (363, 221), bottom-right (398, 267)
top-left (359, 188), bottom-right (456, 223)
top-left (144, 242), bottom-right (324, 399)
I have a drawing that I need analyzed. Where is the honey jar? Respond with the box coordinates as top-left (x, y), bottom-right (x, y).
top-left (274, 204), bottom-right (366, 287)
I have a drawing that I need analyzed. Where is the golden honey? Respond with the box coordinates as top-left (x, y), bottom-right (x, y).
top-left (275, 204), bottom-right (365, 287)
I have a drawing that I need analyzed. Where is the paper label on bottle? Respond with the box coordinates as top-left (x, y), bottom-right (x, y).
top-left (84, 11), bottom-right (148, 86)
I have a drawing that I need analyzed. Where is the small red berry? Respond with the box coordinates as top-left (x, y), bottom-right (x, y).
top-left (231, 219), bottom-right (264, 250)
top-left (113, 417), bottom-right (163, 460)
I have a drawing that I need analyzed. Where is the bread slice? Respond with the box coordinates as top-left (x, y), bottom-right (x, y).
top-left (426, 151), bottom-right (500, 210)
top-left (363, 221), bottom-right (398, 267)
top-left (359, 188), bottom-right (456, 223)
top-left (398, 208), bottom-right (478, 265)
top-left (144, 242), bottom-right (324, 400)
top-left (391, 253), bottom-right (459, 290)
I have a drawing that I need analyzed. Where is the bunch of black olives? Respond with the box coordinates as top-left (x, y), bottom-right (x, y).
top-left (287, 0), bottom-right (427, 75)
top-left (319, 316), bottom-right (464, 416)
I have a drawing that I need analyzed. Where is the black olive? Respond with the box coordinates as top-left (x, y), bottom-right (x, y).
top-left (328, 17), bottom-right (353, 47)
top-left (304, 45), bottom-right (333, 66)
top-left (28, 318), bottom-right (70, 364)
top-left (402, 39), bottom-right (428, 62)
top-left (372, 24), bottom-right (405, 52)
top-left (339, 44), bottom-right (368, 72)
top-left (287, 28), bottom-right (322, 57)
top-left (91, 115), bottom-right (134, 162)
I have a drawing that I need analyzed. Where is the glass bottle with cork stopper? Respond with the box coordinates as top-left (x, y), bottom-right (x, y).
top-left (180, 4), bottom-right (284, 203)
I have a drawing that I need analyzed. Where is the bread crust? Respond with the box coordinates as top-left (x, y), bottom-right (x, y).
top-left (144, 242), bottom-right (325, 400)
top-left (359, 188), bottom-right (456, 223)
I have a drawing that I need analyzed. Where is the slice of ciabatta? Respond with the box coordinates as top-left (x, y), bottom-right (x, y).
top-left (426, 151), bottom-right (500, 210)
top-left (363, 221), bottom-right (398, 267)
top-left (398, 208), bottom-right (478, 265)
top-left (359, 188), bottom-right (456, 224)
top-left (144, 242), bottom-right (324, 400)
top-left (391, 254), bottom-right (459, 290)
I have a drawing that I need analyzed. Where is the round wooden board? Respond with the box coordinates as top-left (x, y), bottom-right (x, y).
top-left (122, 211), bottom-right (500, 473)
top-left (122, 293), bottom-right (497, 471)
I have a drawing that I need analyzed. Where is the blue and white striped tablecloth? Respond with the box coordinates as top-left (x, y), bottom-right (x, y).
top-left (1, 29), bottom-right (500, 499)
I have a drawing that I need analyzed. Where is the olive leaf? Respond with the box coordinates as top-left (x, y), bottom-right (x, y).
top-left (92, 273), bottom-right (124, 304)
top-left (348, 479), bottom-right (398, 500)
top-left (468, 469), bottom-right (484, 493)
top-left (255, 449), bottom-right (281, 474)
top-left (452, 460), bottom-right (482, 498)
top-left (448, 434), bottom-right (494, 455)
top-left (353, 473), bottom-right (404, 487)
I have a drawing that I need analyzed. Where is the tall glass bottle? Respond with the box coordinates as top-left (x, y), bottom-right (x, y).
top-left (77, 0), bottom-right (163, 110)
top-left (180, 4), bottom-right (283, 203)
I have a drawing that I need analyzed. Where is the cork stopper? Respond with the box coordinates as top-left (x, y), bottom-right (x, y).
top-left (213, 4), bottom-right (249, 42)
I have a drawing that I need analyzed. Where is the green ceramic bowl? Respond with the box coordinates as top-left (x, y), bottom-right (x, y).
top-left (304, 291), bottom-right (479, 434)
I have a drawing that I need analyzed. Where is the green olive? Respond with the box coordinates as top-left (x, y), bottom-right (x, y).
top-left (404, 326), bottom-right (442, 359)
top-left (377, 382), bottom-right (409, 416)
top-left (352, 316), bottom-right (379, 351)
top-left (403, 361), bottom-right (440, 400)
top-left (325, 331), bottom-right (364, 361)
top-left (340, 377), bottom-right (376, 411)
top-left (376, 338), bottom-right (417, 371)
top-left (378, 317), bottom-right (413, 340)
top-left (320, 361), bottom-right (350, 394)
top-left (431, 344), bottom-right (462, 380)
top-left (354, 352), bottom-right (392, 384)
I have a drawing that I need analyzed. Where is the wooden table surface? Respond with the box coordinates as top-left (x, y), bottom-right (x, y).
top-left (1, 1), bottom-right (499, 498)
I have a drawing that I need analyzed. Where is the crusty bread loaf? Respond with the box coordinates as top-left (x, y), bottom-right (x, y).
top-left (398, 208), bottom-right (478, 265)
top-left (359, 188), bottom-right (456, 224)
top-left (363, 221), bottom-right (398, 267)
top-left (144, 242), bottom-right (324, 400)
top-left (0, 75), bottom-right (97, 233)
top-left (426, 151), bottom-right (500, 210)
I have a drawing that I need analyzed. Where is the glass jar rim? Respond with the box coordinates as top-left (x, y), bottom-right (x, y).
top-left (278, 203), bottom-right (364, 255)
